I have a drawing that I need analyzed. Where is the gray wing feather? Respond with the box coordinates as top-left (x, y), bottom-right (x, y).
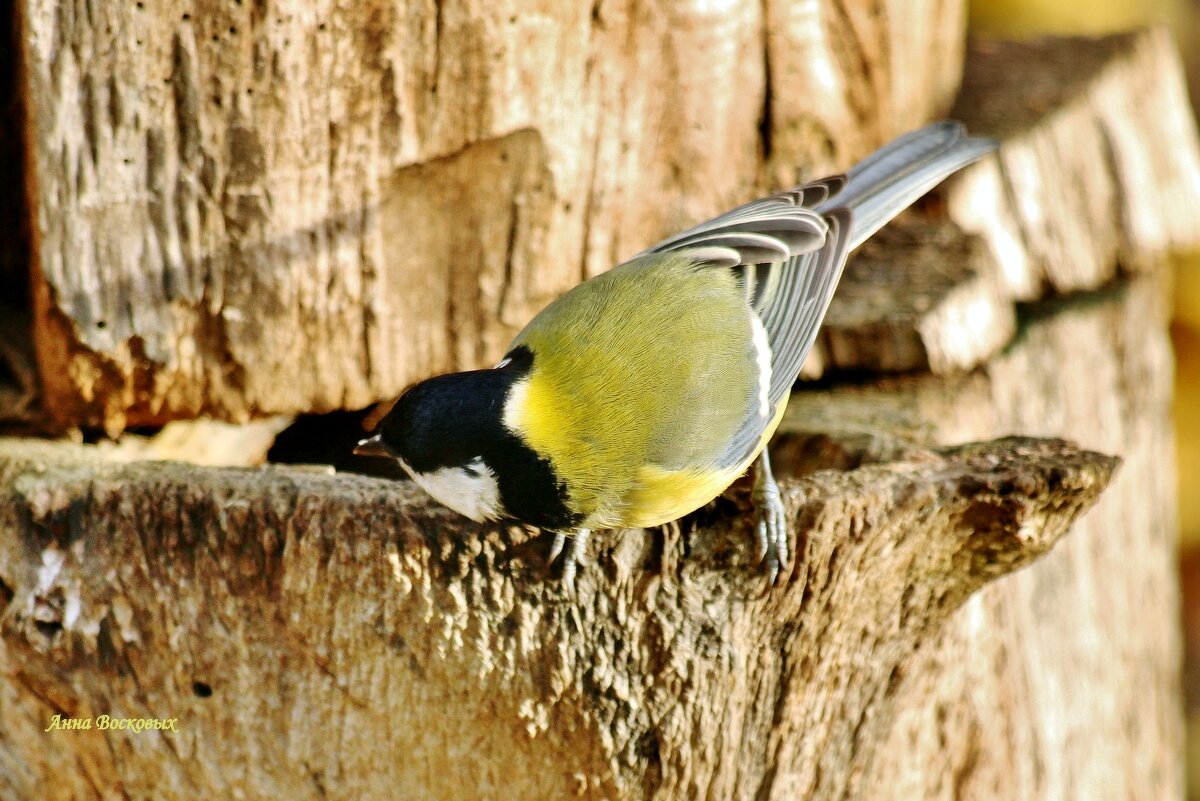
top-left (647, 204), bottom-right (828, 259)
top-left (827, 122), bottom-right (997, 249)
top-left (640, 122), bottom-right (996, 469)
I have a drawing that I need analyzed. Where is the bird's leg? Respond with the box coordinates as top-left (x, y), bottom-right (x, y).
top-left (752, 449), bottom-right (789, 585)
top-left (547, 529), bottom-right (591, 589)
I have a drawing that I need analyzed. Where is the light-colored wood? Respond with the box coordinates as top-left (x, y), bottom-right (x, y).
top-left (19, 0), bottom-right (968, 431)
top-left (778, 272), bottom-right (1180, 800)
top-left (101, 415), bottom-right (294, 466)
top-left (1, 11), bottom-right (1190, 801)
top-left (767, 28), bottom-right (1200, 383)
top-left (949, 27), bottom-right (1200, 299)
top-left (0, 434), bottom-right (1112, 801)
top-left (812, 217), bottom-right (1014, 375)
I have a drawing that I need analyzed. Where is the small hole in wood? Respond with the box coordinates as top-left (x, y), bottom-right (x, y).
top-left (192, 681), bottom-right (213, 698)
top-left (96, 320), bottom-right (108, 329)
top-left (269, 409), bottom-right (409, 480)
top-left (34, 619), bottom-right (63, 640)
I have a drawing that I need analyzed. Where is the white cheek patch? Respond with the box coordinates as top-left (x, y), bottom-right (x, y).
top-left (409, 458), bottom-right (504, 523)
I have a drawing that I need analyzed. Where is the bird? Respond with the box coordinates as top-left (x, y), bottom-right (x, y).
top-left (355, 121), bottom-right (996, 587)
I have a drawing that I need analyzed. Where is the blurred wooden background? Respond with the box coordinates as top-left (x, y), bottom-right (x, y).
top-left (967, 2), bottom-right (1200, 797)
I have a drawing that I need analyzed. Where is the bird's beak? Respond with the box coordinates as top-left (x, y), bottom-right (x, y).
top-left (354, 434), bottom-right (392, 458)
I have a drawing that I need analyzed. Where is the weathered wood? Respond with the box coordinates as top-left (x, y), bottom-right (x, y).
top-left (778, 271), bottom-right (1180, 800)
top-left (17, 0), bottom-right (968, 431)
top-left (0, 434), bottom-right (1113, 801)
top-left (101, 415), bottom-right (294, 466)
top-left (1, 9), bottom-right (1189, 800)
top-left (803, 28), bottom-right (1200, 380)
top-left (810, 217), bottom-right (1014, 376)
top-left (949, 28), bottom-right (1200, 299)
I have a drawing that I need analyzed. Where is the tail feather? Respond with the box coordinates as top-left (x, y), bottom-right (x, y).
top-left (821, 122), bottom-right (996, 249)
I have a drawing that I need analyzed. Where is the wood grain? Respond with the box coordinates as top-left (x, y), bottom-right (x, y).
top-left (18, 0), bottom-right (968, 431)
top-left (949, 28), bottom-right (1200, 299)
top-left (778, 272), bottom-right (1180, 800)
top-left (0, 434), bottom-right (1113, 801)
top-left (812, 217), bottom-right (1014, 376)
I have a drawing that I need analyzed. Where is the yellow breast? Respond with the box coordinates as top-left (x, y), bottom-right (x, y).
top-left (617, 462), bottom-right (746, 528)
top-left (606, 397), bottom-right (789, 529)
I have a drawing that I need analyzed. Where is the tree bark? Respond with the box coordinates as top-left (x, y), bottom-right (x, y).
top-left (0, 9), bottom-right (1191, 801)
top-left (801, 27), bottom-right (1200, 383)
top-left (948, 28), bottom-right (1200, 298)
top-left (811, 218), bottom-right (1013, 377)
top-left (15, 0), bottom-right (968, 431)
top-left (0, 435), bottom-right (1113, 801)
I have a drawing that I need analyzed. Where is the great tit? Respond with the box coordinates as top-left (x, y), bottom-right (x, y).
top-left (356, 122), bottom-right (996, 585)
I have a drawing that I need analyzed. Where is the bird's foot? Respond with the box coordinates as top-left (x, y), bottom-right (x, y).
top-left (752, 453), bottom-right (790, 585)
top-left (547, 529), bottom-right (591, 590)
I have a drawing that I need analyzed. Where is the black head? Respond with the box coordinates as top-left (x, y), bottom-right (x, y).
top-left (357, 347), bottom-right (580, 530)
top-left (379, 367), bottom-right (512, 473)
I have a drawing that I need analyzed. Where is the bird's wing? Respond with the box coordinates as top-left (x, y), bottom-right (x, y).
top-left (641, 178), bottom-right (852, 468)
top-left (640, 122), bottom-right (996, 469)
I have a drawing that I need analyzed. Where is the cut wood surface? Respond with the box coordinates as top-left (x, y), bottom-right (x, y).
top-left (758, 27), bottom-right (1200, 382)
top-left (0, 435), bottom-right (1113, 801)
top-left (949, 27), bottom-right (1200, 299)
top-left (810, 217), bottom-right (1013, 376)
top-left (17, 0), bottom-right (967, 431)
top-left (0, 9), bottom-right (1190, 801)
top-left (778, 272), bottom-right (1180, 800)
top-left (17, 23), bottom-right (1198, 429)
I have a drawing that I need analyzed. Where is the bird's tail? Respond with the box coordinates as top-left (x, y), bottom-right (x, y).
top-left (820, 122), bottom-right (996, 250)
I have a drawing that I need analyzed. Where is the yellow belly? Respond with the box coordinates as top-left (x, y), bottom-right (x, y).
top-left (607, 399), bottom-right (789, 529)
top-left (617, 462), bottom-right (747, 528)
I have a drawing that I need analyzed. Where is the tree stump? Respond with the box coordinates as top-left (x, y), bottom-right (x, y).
top-left (1, 437), bottom-right (1115, 801)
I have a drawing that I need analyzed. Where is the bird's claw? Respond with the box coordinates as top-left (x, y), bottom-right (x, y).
top-left (752, 460), bottom-right (790, 586)
top-left (547, 529), bottom-right (590, 590)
